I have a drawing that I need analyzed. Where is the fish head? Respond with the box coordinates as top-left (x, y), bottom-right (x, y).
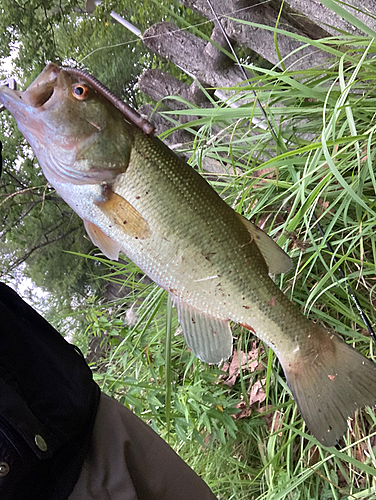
top-left (0, 63), bottom-right (134, 187)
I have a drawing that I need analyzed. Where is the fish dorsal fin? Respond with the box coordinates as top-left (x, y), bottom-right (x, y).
top-left (175, 298), bottom-right (233, 364)
top-left (83, 219), bottom-right (120, 260)
top-left (97, 192), bottom-right (151, 240)
top-left (237, 214), bottom-right (293, 275)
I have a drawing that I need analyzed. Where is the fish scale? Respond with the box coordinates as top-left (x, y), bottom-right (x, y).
top-left (2, 62), bottom-right (376, 447)
top-left (118, 131), bottom-right (267, 315)
top-left (94, 128), bottom-right (352, 367)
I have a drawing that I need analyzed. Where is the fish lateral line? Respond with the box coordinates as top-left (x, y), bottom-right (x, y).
top-left (194, 275), bottom-right (219, 282)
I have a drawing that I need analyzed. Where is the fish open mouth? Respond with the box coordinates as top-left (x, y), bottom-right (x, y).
top-left (0, 63), bottom-right (60, 113)
top-left (27, 84), bottom-right (55, 108)
top-left (22, 64), bottom-right (60, 109)
top-left (0, 75), bottom-right (54, 112)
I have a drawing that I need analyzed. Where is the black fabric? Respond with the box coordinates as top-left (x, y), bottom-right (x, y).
top-left (0, 283), bottom-right (100, 499)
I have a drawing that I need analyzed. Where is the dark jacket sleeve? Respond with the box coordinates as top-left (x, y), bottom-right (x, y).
top-left (0, 283), bottom-right (100, 500)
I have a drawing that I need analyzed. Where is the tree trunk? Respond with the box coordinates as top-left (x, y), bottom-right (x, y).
top-left (179, 0), bottom-right (333, 70)
top-left (273, 0), bottom-right (376, 38)
top-left (138, 68), bottom-right (210, 112)
top-left (143, 22), bottom-right (245, 87)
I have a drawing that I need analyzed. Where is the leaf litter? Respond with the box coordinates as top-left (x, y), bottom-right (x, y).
top-left (220, 342), bottom-right (267, 420)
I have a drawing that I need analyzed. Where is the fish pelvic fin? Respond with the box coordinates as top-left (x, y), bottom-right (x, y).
top-left (283, 325), bottom-right (376, 447)
top-left (84, 219), bottom-right (120, 260)
top-left (175, 298), bottom-right (233, 364)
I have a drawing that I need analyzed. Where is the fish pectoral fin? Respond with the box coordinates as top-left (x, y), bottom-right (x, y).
top-left (237, 214), bottom-right (293, 275)
top-left (175, 298), bottom-right (233, 364)
top-left (97, 192), bottom-right (151, 240)
top-left (83, 219), bottom-right (120, 260)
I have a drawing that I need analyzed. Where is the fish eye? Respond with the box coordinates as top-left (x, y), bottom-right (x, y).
top-left (72, 83), bottom-right (89, 100)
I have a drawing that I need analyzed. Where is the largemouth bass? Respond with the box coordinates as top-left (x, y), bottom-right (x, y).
top-left (1, 63), bottom-right (376, 447)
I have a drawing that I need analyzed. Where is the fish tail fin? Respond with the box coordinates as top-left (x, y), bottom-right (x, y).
top-left (282, 324), bottom-right (376, 446)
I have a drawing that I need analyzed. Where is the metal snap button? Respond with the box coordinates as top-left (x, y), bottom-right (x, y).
top-left (34, 434), bottom-right (48, 452)
top-left (0, 462), bottom-right (10, 477)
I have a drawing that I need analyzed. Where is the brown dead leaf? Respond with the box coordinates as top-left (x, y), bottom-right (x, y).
top-left (317, 197), bottom-right (332, 217)
top-left (248, 379), bottom-right (266, 406)
top-left (360, 145), bottom-right (368, 163)
top-left (232, 395), bottom-right (252, 420)
top-left (220, 343), bottom-right (263, 387)
top-left (285, 231), bottom-right (310, 252)
top-left (231, 378), bottom-right (266, 421)
top-left (318, 198), bottom-right (329, 209)
top-left (270, 410), bottom-right (284, 435)
top-left (307, 445), bottom-right (319, 466)
top-left (252, 167), bottom-right (276, 189)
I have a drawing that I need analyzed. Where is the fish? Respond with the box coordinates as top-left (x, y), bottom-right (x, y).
top-left (1, 62), bottom-right (376, 447)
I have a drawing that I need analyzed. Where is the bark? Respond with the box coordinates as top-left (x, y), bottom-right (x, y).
top-left (267, 0), bottom-right (330, 39)
top-left (138, 74), bottom-right (223, 170)
top-left (204, 24), bottom-right (234, 70)
top-left (275, 0), bottom-right (376, 38)
top-left (143, 22), bottom-right (245, 87)
top-left (138, 103), bottom-right (194, 147)
top-left (138, 68), bottom-right (210, 111)
top-left (179, 0), bottom-right (333, 70)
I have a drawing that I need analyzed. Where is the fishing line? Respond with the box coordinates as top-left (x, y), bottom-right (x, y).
top-left (206, 0), bottom-right (283, 149)
top-left (79, 2), bottom-right (268, 63)
top-left (205, 0), bottom-right (375, 342)
top-left (312, 212), bottom-right (376, 342)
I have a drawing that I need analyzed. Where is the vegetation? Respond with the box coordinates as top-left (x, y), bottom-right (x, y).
top-left (1, 1), bottom-right (376, 499)
top-left (0, 0), bottom-right (208, 308)
top-left (77, 21), bottom-right (376, 500)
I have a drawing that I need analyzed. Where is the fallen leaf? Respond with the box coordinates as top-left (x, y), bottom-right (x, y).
top-left (231, 378), bottom-right (267, 421)
top-left (220, 343), bottom-right (263, 387)
top-left (232, 395), bottom-right (252, 420)
top-left (258, 404), bottom-right (283, 436)
top-left (252, 167), bottom-right (276, 189)
top-left (248, 379), bottom-right (266, 406)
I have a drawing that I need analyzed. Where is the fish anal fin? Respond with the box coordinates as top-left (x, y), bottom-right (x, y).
top-left (83, 219), bottom-right (120, 261)
top-left (282, 325), bottom-right (376, 447)
top-left (237, 214), bottom-right (292, 275)
top-left (175, 299), bottom-right (233, 364)
top-left (97, 192), bottom-right (151, 240)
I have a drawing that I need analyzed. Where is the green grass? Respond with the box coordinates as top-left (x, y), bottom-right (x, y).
top-left (70, 20), bottom-right (376, 500)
